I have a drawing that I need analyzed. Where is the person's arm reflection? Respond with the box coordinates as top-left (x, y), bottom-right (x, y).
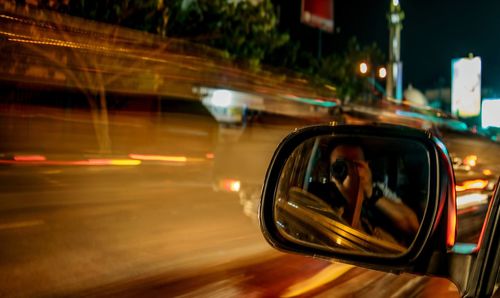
top-left (356, 161), bottom-right (420, 236)
top-left (329, 145), bottom-right (420, 242)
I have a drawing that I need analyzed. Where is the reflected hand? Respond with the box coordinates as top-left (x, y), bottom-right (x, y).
top-left (356, 160), bottom-right (372, 198)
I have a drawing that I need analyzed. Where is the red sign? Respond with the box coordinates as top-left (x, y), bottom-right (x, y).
top-left (301, 0), bottom-right (334, 32)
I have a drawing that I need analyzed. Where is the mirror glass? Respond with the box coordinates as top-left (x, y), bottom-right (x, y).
top-left (275, 136), bottom-right (430, 255)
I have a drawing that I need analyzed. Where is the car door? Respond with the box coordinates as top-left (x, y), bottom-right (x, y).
top-left (467, 180), bottom-right (500, 297)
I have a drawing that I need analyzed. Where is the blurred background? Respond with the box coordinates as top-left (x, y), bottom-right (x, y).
top-left (1, 0), bottom-right (499, 297)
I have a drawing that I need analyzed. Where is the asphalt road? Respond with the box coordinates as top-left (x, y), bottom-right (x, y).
top-left (0, 106), bottom-right (460, 297)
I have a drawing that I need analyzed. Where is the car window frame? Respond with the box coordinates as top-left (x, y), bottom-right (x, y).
top-left (465, 178), bottom-right (500, 297)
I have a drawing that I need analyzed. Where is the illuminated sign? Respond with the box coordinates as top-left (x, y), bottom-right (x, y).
top-left (451, 57), bottom-right (482, 118)
top-left (482, 99), bottom-right (500, 128)
top-left (301, 0), bottom-right (334, 33)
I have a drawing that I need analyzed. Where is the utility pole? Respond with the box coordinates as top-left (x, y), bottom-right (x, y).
top-left (386, 0), bottom-right (404, 102)
top-left (318, 29), bottom-right (323, 60)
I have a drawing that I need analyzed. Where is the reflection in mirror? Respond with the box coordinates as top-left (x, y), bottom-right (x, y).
top-left (275, 136), bottom-right (430, 255)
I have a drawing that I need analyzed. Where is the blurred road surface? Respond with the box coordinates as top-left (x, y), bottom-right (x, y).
top-left (0, 106), bottom-right (460, 297)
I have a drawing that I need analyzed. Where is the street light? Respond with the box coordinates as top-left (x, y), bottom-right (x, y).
top-left (378, 67), bottom-right (387, 79)
top-left (356, 62), bottom-right (387, 101)
top-left (359, 62), bottom-right (369, 75)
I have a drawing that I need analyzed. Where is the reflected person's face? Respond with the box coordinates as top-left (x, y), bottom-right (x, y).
top-left (330, 145), bottom-right (365, 202)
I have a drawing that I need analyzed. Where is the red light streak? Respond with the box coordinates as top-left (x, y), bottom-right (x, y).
top-left (219, 179), bottom-right (241, 192)
top-left (0, 158), bottom-right (140, 166)
top-left (13, 155), bottom-right (47, 161)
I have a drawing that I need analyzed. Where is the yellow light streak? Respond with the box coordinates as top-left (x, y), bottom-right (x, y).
top-left (456, 179), bottom-right (488, 192)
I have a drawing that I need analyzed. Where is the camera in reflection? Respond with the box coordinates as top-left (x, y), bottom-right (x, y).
top-left (330, 159), bottom-right (350, 183)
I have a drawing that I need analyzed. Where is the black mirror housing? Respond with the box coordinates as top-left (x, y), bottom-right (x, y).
top-left (259, 123), bottom-right (457, 274)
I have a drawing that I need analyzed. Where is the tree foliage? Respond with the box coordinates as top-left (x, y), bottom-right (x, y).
top-left (15, 0), bottom-right (168, 34)
top-left (168, 0), bottom-right (289, 68)
top-left (16, 0), bottom-right (385, 101)
top-left (316, 38), bottom-right (385, 101)
top-left (265, 36), bottom-right (386, 102)
top-left (20, 0), bottom-right (289, 68)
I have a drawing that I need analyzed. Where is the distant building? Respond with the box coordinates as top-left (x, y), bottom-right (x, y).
top-left (404, 85), bottom-right (428, 107)
top-left (425, 88), bottom-right (451, 111)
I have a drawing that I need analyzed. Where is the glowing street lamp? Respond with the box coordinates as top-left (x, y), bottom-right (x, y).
top-left (359, 62), bottom-right (369, 75)
top-left (378, 67), bottom-right (387, 79)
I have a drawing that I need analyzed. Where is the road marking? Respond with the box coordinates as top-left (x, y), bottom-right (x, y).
top-left (0, 220), bottom-right (45, 230)
top-left (43, 170), bottom-right (62, 175)
top-left (280, 263), bottom-right (354, 297)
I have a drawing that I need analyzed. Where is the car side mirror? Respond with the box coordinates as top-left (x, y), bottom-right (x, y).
top-left (260, 124), bottom-right (458, 274)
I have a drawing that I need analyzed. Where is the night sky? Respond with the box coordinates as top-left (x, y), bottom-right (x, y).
top-left (273, 0), bottom-right (500, 92)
